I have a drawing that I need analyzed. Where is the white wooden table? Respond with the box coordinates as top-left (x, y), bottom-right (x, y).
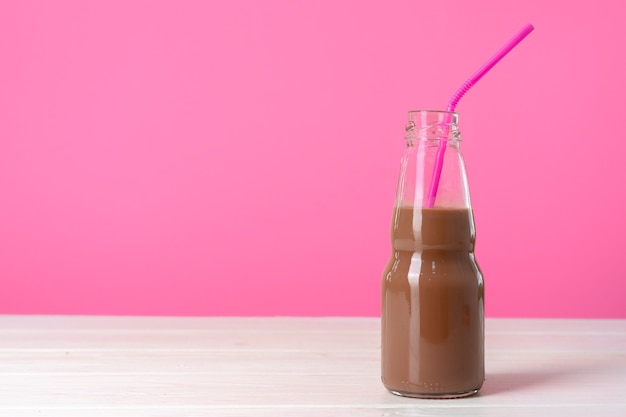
top-left (0, 316), bottom-right (624, 416)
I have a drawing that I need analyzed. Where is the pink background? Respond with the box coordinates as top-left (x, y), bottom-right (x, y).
top-left (1, 1), bottom-right (625, 318)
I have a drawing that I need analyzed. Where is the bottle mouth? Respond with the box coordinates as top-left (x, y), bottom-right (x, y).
top-left (407, 110), bottom-right (459, 127)
top-left (408, 110), bottom-right (458, 117)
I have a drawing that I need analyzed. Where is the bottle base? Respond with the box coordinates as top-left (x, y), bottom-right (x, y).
top-left (388, 388), bottom-right (479, 399)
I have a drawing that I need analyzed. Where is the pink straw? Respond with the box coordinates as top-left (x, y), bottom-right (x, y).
top-left (424, 24), bottom-right (534, 208)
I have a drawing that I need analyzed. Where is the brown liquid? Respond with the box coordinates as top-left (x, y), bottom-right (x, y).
top-left (381, 206), bottom-right (484, 398)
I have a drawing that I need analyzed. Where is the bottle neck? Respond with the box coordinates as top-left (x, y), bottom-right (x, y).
top-left (396, 110), bottom-right (471, 209)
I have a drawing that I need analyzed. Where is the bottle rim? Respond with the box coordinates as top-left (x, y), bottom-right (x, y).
top-left (408, 109), bottom-right (458, 117)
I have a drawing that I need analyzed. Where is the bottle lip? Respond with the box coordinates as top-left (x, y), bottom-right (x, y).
top-left (408, 109), bottom-right (458, 116)
top-left (405, 110), bottom-right (461, 142)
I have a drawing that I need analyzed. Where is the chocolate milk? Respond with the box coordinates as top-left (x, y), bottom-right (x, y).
top-left (381, 206), bottom-right (484, 398)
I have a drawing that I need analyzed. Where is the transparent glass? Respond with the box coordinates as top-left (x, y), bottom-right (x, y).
top-left (381, 110), bottom-right (485, 399)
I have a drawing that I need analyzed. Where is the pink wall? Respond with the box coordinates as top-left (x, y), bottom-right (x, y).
top-left (1, 1), bottom-right (624, 318)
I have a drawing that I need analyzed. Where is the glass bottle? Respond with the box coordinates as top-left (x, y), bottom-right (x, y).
top-left (381, 110), bottom-right (484, 398)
